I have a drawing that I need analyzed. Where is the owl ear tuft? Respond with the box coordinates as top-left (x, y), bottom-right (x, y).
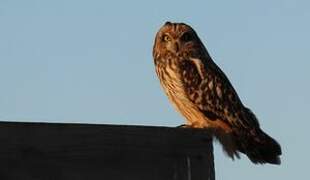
top-left (165, 21), bottom-right (172, 26)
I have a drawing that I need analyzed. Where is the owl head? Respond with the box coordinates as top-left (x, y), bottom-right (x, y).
top-left (153, 22), bottom-right (207, 60)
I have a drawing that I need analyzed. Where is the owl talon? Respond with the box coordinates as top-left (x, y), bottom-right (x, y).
top-left (176, 124), bottom-right (191, 128)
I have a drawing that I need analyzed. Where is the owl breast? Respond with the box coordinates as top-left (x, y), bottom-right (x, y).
top-left (155, 57), bottom-right (209, 127)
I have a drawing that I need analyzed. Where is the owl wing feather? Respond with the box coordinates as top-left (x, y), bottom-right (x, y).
top-left (181, 56), bottom-right (260, 130)
top-left (183, 56), bottom-right (282, 164)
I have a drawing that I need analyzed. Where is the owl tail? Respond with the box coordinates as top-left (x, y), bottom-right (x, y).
top-left (235, 128), bottom-right (282, 165)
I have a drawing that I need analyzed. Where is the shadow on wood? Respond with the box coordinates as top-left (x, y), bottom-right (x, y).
top-left (0, 121), bottom-right (215, 180)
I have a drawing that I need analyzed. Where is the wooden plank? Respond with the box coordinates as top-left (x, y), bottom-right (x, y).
top-left (0, 121), bottom-right (214, 180)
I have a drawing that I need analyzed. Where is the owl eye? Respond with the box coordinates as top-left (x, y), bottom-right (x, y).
top-left (162, 34), bottom-right (171, 42)
top-left (181, 32), bottom-right (193, 42)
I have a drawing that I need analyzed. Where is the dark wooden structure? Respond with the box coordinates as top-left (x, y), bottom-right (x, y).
top-left (0, 121), bottom-right (214, 180)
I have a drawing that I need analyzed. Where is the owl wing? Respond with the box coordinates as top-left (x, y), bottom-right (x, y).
top-left (182, 57), bottom-right (260, 130)
top-left (181, 57), bottom-right (282, 164)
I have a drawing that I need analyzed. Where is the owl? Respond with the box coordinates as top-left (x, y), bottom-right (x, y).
top-left (153, 22), bottom-right (281, 164)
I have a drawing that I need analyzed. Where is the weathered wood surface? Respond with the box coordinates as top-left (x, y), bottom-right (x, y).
top-left (0, 121), bottom-right (215, 180)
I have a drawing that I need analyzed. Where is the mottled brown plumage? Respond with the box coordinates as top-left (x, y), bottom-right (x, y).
top-left (153, 22), bottom-right (281, 164)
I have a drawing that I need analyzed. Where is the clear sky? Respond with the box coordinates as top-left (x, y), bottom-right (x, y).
top-left (0, 0), bottom-right (309, 179)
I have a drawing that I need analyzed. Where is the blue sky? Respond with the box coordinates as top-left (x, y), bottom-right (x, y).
top-left (0, 0), bottom-right (309, 179)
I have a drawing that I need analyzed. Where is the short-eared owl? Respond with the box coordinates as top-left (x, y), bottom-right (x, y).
top-left (153, 22), bottom-right (281, 164)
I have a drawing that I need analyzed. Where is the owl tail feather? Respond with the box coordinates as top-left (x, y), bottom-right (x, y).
top-left (235, 128), bottom-right (282, 165)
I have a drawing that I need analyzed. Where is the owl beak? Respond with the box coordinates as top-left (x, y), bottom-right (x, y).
top-left (172, 41), bottom-right (180, 53)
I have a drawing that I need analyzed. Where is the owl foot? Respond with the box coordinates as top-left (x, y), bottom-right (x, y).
top-left (176, 124), bottom-right (192, 128)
